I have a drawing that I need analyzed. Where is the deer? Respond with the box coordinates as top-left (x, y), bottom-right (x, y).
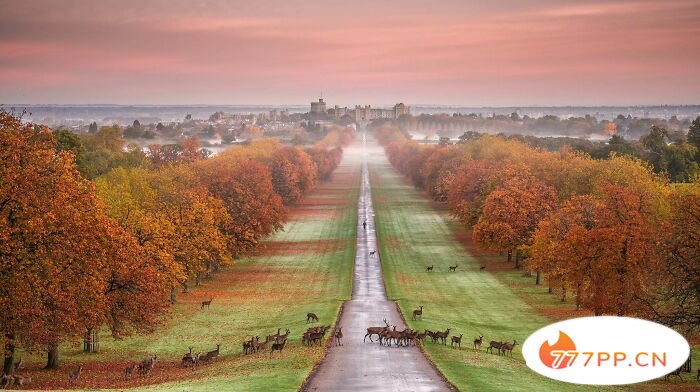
top-left (412, 305), bottom-right (424, 321)
top-left (364, 319), bottom-right (391, 343)
top-left (479, 265), bottom-right (486, 271)
top-left (473, 336), bottom-right (483, 350)
top-left (307, 312), bottom-right (319, 323)
top-left (451, 334), bottom-right (463, 349)
top-left (68, 365), bottom-right (83, 385)
top-left (334, 327), bottom-right (343, 346)
top-left (276, 329), bottom-right (291, 343)
top-left (124, 363), bottom-right (138, 380)
top-left (664, 367), bottom-right (684, 381)
top-left (486, 341), bottom-right (504, 355)
top-left (182, 347), bottom-right (197, 367)
top-left (435, 328), bottom-right (451, 345)
top-left (7, 374), bottom-right (30, 387)
top-left (266, 328), bottom-right (281, 343)
top-left (270, 338), bottom-right (287, 358)
top-left (501, 340), bottom-right (517, 356)
top-left (369, 250), bottom-right (376, 256)
top-left (254, 336), bottom-right (270, 353)
top-left (139, 356), bottom-right (157, 376)
top-left (426, 265), bottom-right (434, 272)
top-left (0, 374), bottom-right (12, 387)
top-left (201, 297), bottom-right (214, 309)
top-left (203, 344), bottom-right (221, 362)
top-left (448, 264), bottom-right (458, 272)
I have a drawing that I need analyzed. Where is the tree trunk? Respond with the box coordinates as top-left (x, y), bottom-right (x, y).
top-left (514, 251), bottom-right (520, 269)
top-left (535, 270), bottom-right (541, 285)
top-left (195, 273), bottom-right (201, 287)
top-left (183, 281), bottom-right (189, 293)
top-left (3, 333), bottom-right (15, 375)
top-left (507, 249), bottom-right (512, 263)
top-left (560, 286), bottom-right (566, 302)
top-left (170, 287), bottom-right (177, 303)
top-left (45, 346), bottom-right (58, 369)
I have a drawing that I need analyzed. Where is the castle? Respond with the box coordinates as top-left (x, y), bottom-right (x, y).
top-left (308, 98), bottom-right (410, 122)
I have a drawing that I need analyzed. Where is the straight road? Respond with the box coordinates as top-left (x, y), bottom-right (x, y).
top-left (303, 132), bottom-right (451, 392)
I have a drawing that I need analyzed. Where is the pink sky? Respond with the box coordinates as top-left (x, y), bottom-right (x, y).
top-left (1, 0), bottom-right (699, 106)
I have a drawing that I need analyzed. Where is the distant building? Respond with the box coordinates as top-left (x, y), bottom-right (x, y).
top-left (308, 98), bottom-right (410, 122)
top-left (310, 98), bottom-right (327, 114)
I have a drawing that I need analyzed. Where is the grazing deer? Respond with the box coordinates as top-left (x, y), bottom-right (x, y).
top-left (13, 357), bottom-right (23, 371)
top-left (448, 264), bottom-right (458, 272)
top-left (334, 327), bottom-right (343, 346)
top-left (451, 334), bottom-right (463, 349)
top-left (181, 347), bottom-right (196, 367)
top-left (364, 319), bottom-right (391, 343)
top-left (473, 336), bottom-right (483, 350)
top-left (68, 365), bottom-right (83, 385)
top-left (412, 305), bottom-right (424, 321)
top-left (501, 340), bottom-right (517, 356)
top-left (369, 250), bottom-right (376, 256)
top-left (664, 367), bottom-right (684, 381)
top-left (426, 265), bottom-right (434, 272)
top-left (435, 328), bottom-right (451, 345)
top-left (124, 363), bottom-right (138, 379)
top-left (479, 265), bottom-right (486, 271)
top-left (270, 338), bottom-right (287, 358)
top-left (486, 341), bottom-right (504, 354)
top-left (307, 312), bottom-right (319, 323)
top-left (201, 297), bottom-right (214, 309)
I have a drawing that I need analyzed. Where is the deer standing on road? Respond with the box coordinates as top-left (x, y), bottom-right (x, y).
top-left (369, 250), bottom-right (376, 256)
top-left (448, 264), bottom-right (458, 272)
top-left (201, 297), bottom-right (214, 309)
top-left (426, 265), bottom-right (433, 272)
top-left (412, 305), bottom-right (424, 320)
top-left (473, 336), bottom-right (483, 350)
top-left (334, 327), bottom-right (343, 346)
top-left (364, 319), bottom-right (391, 343)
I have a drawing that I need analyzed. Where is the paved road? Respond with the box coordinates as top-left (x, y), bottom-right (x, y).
top-left (303, 133), bottom-right (451, 392)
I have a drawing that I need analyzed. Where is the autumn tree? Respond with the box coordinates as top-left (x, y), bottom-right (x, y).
top-left (0, 112), bottom-right (169, 370)
top-left (268, 146), bottom-right (317, 205)
top-left (197, 157), bottom-right (286, 257)
top-left (472, 170), bottom-right (558, 268)
top-left (96, 165), bottom-right (231, 300)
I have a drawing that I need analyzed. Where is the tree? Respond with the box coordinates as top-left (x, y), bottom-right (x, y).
top-left (687, 116), bottom-right (700, 149)
top-left (472, 170), bottom-right (558, 267)
top-left (0, 112), bottom-right (168, 370)
top-left (268, 147), bottom-right (317, 205)
top-left (636, 185), bottom-right (700, 336)
top-left (89, 121), bottom-right (98, 133)
top-left (197, 157), bottom-right (286, 257)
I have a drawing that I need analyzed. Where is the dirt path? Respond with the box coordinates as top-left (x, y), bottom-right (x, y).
top-left (303, 133), bottom-right (451, 392)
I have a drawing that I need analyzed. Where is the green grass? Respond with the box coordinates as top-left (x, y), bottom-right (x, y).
top-left (17, 164), bottom-right (359, 391)
top-left (369, 152), bottom-right (617, 392)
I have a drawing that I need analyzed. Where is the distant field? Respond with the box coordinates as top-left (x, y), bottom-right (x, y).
top-left (15, 158), bottom-right (359, 391)
top-left (368, 143), bottom-right (697, 392)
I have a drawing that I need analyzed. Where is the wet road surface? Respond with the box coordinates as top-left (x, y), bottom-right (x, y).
top-left (303, 134), bottom-right (451, 392)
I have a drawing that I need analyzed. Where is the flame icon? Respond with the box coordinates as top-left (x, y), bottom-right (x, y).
top-left (539, 331), bottom-right (577, 369)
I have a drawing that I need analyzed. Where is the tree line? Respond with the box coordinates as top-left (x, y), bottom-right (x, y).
top-left (373, 122), bottom-right (698, 339)
top-left (0, 111), bottom-right (354, 372)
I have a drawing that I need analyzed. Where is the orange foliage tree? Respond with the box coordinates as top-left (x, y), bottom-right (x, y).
top-left (0, 112), bottom-right (169, 370)
top-left (268, 147), bottom-right (317, 205)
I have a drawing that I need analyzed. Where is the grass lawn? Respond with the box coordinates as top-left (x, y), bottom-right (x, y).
top-left (14, 158), bottom-right (360, 391)
top-left (368, 143), bottom-right (696, 392)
